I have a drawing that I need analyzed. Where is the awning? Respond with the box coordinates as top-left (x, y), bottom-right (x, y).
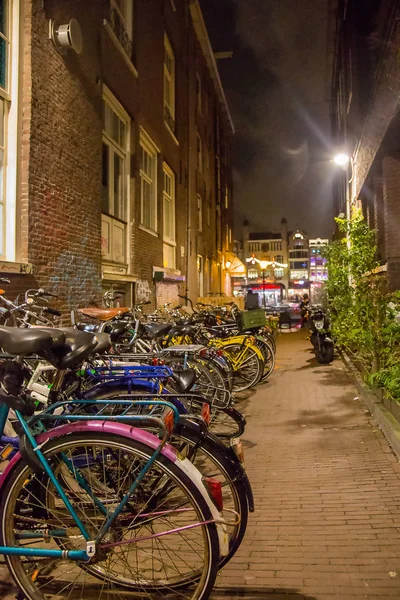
top-left (226, 254), bottom-right (246, 277)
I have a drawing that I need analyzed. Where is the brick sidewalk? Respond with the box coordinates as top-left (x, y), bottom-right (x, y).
top-left (2, 331), bottom-right (400, 599)
top-left (212, 330), bottom-right (400, 599)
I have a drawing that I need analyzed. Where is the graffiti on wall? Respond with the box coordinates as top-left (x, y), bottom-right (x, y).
top-left (135, 279), bottom-right (152, 303)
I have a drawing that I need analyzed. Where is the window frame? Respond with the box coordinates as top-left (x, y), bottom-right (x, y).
top-left (110, 0), bottom-right (133, 40)
top-left (197, 193), bottom-right (203, 233)
top-left (163, 161), bottom-right (176, 269)
top-left (102, 88), bottom-right (130, 224)
top-left (197, 133), bottom-right (203, 173)
top-left (0, 0), bottom-right (20, 262)
top-left (196, 72), bottom-right (202, 115)
top-left (163, 33), bottom-right (175, 128)
top-left (140, 129), bottom-right (159, 234)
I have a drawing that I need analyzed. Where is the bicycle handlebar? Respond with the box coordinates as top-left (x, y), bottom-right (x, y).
top-left (38, 288), bottom-right (58, 298)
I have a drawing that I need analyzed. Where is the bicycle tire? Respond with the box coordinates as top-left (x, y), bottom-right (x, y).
top-left (0, 431), bottom-right (220, 600)
top-left (222, 343), bottom-right (263, 392)
top-left (85, 387), bottom-right (249, 565)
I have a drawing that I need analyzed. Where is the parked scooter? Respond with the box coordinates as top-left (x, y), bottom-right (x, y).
top-left (309, 305), bottom-right (334, 364)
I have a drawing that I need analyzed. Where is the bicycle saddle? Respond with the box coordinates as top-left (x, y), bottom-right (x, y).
top-left (93, 332), bottom-right (112, 354)
top-left (48, 328), bottom-right (99, 369)
top-left (168, 324), bottom-right (192, 337)
top-left (143, 323), bottom-right (172, 339)
top-left (104, 321), bottom-right (129, 341)
top-left (78, 307), bottom-right (130, 321)
top-left (0, 326), bottom-right (66, 355)
top-left (171, 369), bottom-right (196, 393)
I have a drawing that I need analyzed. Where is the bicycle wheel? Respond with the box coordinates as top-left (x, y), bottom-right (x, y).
top-left (254, 336), bottom-right (276, 381)
top-left (222, 343), bottom-right (263, 392)
top-left (84, 388), bottom-right (247, 565)
top-left (0, 432), bottom-right (220, 600)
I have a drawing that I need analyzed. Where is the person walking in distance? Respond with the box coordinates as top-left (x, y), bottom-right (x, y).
top-left (299, 293), bottom-right (310, 328)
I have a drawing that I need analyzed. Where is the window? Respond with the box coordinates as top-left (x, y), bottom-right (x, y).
top-left (225, 186), bottom-right (229, 209)
top-left (248, 268), bottom-right (258, 279)
top-left (140, 130), bottom-right (158, 232)
top-left (229, 228), bottom-right (232, 243)
top-left (274, 268), bottom-right (284, 278)
top-left (164, 34), bottom-right (175, 131)
top-left (204, 144), bottom-right (210, 171)
top-left (225, 224), bottom-right (229, 249)
top-left (275, 255), bottom-right (284, 264)
top-left (196, 73), bottom-right (202, 114)
top-left (0, 0), bottom-right (9, 91)
top-left (109, 0), bottom-right (134, 57)
top-left (197, 134), bottom-right (203, 172)
top-left (197, 255), bottom-right (204, 296)
top-left (197, 194), bottom-right (203, 232)
top-left (101, 89), bottom-right (130, 265)
top-left (290, 250), bottom-right (308, 259)
top-left (102, 93), bottom-right (129, 222)
top-left (0, 0), bottom-right (16, 261)
top-left (163, 163), bottom-right (176, 269)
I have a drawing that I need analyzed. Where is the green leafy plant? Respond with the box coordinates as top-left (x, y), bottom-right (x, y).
top-left (325, 210), bottom-right (400, 401)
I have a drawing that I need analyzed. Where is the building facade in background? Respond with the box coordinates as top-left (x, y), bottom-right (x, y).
top-left (0, 0), bottom-right (234, 312)
top-left (236, 220), bottom-right (328, 304)
top-left (236, 218), bottom-right (289, 303)
top-left (288, 231), bottom-right (310, 300)
top-left (331, 0), bottom-right (400, 289)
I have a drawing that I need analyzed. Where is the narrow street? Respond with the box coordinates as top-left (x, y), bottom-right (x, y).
top-left (2, 331), bottom-right (400, 599)
top-left (212, 331), bottom-right (400, 600)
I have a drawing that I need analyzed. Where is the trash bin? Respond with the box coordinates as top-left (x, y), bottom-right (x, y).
top-left (279, 311), bottom-right (292, 329)
top-left (245, 290), bottom-right (260, 310)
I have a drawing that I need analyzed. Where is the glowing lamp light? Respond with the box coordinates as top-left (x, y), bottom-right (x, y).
top-left (226, 261), bottom-right (231, 269)
top-left (259, 260), bottom-right (269, 271)
top-left (333, 153), bottom-right (350, 167)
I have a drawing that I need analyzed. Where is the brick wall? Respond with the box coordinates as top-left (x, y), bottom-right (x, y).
top-left (383, 156), bottom-right (400, 290)
top-left (21, 0), bottom-right (103, 314)
top-left (12, 0), bottom-right (234, 314)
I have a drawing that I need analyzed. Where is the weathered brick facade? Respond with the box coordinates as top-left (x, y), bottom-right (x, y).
top-left (331, 0), bottom-right (400, 288)
top-left (4, 0), bottom-right (234, 312)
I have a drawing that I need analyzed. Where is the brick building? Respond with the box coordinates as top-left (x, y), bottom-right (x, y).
top-left (331, 0), bottom-right (400, 289)
top-left (0, 0), bottom-right (234, 313)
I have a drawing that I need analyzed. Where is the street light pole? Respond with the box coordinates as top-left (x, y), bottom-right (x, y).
top-left (259, 259), bottom-right (269, 308)
top-left (262, 268), bottom-right (266, 307)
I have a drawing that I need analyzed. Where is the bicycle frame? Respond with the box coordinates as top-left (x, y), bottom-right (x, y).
top-left (0, 398), bottom-right (181, 561)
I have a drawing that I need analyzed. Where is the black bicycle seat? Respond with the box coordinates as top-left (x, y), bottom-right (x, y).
top-left (143, 323), bottom-right (172, 339)
top-left (0, 326), bottom-right (64, 355)
top-left (93, 332), bottom-right (112, 354)
top-left (48, 328), bottom-right (99, 369)
top-left (171, 369), bottom-right (196, 393)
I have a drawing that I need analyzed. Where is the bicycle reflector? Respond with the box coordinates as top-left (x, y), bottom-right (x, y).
top-left (216, 349), bottom-right (223, 357)
top-left (199, 348), bottom-right (208, 357)
top-left (201, 402), bottom-right (211, 425)
top-left (163, 409), bottom-right (175, 435)
top-left (203, 477), bottom-right (223, 512)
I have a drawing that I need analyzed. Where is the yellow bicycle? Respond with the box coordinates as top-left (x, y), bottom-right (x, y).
top-left (208, 334), bottom-right (264, 392)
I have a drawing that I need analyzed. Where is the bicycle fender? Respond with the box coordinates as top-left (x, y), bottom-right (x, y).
top-left (0, 421), bottom-right (178, 491)
top-left (176, 453), bottom-right (229, 558)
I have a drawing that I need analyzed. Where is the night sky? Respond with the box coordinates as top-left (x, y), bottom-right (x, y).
top-left (200, 0), bottom-right (335, 240)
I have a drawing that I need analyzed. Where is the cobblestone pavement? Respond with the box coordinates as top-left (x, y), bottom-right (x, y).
top-left (211, 331), bottom-right (400, 599)
top-left (2, 331), bottom-right (400, 599)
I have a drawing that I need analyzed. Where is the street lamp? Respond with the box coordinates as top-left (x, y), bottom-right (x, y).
top-left (333, 152), bottom-right (355, 284)
top-left (225, 260), bottom-right (231, 269)
top-left (259, 259), bottom-right (269, 307)
top-left (333, 153), bottom-right (350, 167)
